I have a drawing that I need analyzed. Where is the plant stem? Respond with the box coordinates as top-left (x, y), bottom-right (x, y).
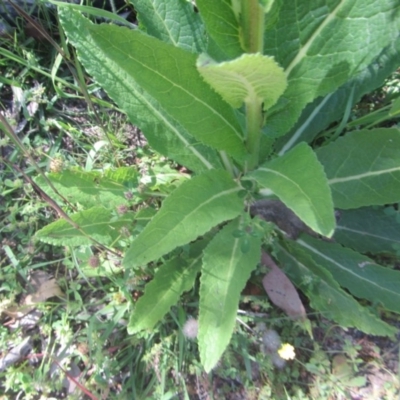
top-left (245, 100), bottom-right (263, 169)
top-left (241, 0), bottom-right (265, 170)
top-left (241, 0), bottom-right (264, 53)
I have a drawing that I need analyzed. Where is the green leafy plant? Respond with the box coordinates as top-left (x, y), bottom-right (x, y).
top-left (32, 0), bottom-right (400, 372)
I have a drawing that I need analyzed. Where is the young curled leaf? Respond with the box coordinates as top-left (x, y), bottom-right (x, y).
top-left (197, 53), bottom-right (287, 110)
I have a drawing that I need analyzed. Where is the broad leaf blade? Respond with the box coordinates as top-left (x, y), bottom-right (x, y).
top-left (128, 253), bottom-right (201, 334)
top-left (263, 0), bottom-right (400, 137)
top-left (59, 9), bottom-right (223, 173)
top-left (278, 245), bottom-right (396, 337)
top-left (35, 167), bottom-right (139, 209)
top-left (334, 207), bottom-right (400, 255)
top-left (35, 207), bottom-right (135, 246)
top-left (275, 38), bottom-right (400, 153)
top-left (199, 218), bottom-right (261, 372)
top-left (131, 0), bottom-right (206, 53)
top-left (123, 170), bottom-right (243, 268)
top-left (48, 0), bottom-right (135, 27)
top-left (248, 143), bottom-right (335, 237)
top-left (316, 128), bottom-right (400, 209)
top-left (197, 53), bottom-right (287, 110)
top-left (86, 20), bottom-right (246, 159)
top-left (390, 96), bottom-right (400, 117)
top-left (297, 236), bottom-right (400, 314)
top-left (196, 0), bottom-right (242, 61)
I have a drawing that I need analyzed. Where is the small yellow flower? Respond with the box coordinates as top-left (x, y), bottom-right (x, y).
top-left (277, 343), bottom-right (296, 360)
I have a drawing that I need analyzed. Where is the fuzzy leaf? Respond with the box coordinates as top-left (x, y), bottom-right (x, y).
top-left (278, 244), bottom-right (396, 337)
top-left (316, 128), bottom-right (400, 209)
top-left (195, 0), bottom-right (242, 60)
top-left (263, 0), bottom-right (400, 137)
top-left (84, 17), bottom-right (245, 159)
top-left (131, 0), bottom-right (206, 53)
top-left (275, 37), bottom-right (400, 153)
top-left (248, 142), bottom-right (335, 237)
top-left (297, 236), bottom-right (400, 314)
top-left (199, 218), bottom-right (261, 372)
top-left (128, 253), bottom-right (202, 334)
top-left (35, 207), bottom-right (135, 246)
top-left (197, 53), bottom-right (287, 110)
top-left (261, 252), bottom-right (306, 319)
top-left (334, 207), bottom-right (400, 255)
top-left (124, 170), bottom-right (243, 268)
top-left (59, 9), bottom-right (223, 173)
top-left (35, 167), bottom-right (138, 209)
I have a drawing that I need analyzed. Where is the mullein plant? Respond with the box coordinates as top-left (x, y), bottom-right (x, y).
top-left (31, 0), bottom-right (400, 371)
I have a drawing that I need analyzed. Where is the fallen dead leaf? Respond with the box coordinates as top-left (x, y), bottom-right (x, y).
top-left (28, 270), bottom-right (52, 291)
top-left (1, 303), bottom-right (34, 319)
top-left (24, 278), bottom-right (63, 305)
top-left (261, 250), bottom-right (306, 320)
top-left (332, 354), bottom-right (353, 379)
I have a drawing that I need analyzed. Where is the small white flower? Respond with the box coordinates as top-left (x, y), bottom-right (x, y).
top-left (182, 318), bottom-right (198, 339)
top-left (262, 329), bottom-right (281, 352)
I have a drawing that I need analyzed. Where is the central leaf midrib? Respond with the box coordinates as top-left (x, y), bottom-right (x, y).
top-left (96, 30), bottom-right (244, 142)
top-left (100, 51), bottom-right (216, 169)
top-left (285, 0), bottom-right (345, 76)
top-left (136, 186), bottom-right (241, 257)
top-left (298, 239), bottom-right (398, 296)
top-left (329, 166), bottom-right (400, 184)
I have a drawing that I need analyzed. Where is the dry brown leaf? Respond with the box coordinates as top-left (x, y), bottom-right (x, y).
top-left (28, 270), bottom-right (52, 291)
top-left (24, 279), bottom-right (63, 305)
top-left (261, 251), bottom-right (306, 319)
top-left (1, 304), bottom-right (34, 319)
top-left (332, 354), bottom-right (352, 378)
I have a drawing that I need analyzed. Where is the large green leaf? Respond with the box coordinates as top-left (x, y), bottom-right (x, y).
top-left (35, 167), bottom-right (139, 208)
top-left (131, 0), bottom-right (206, 53)
top-left (59, 9), bottom-right (223, 173)
top-left (263, 0), bottom-right (400, 137)
top-left (84, 18), bottom-right (245, 159)
top-left (390, 96), bottom-right (400, 117)
top-left (278, 245), bottom-right (396, 337)
top-left (123, 170), bottom-right (243, 268)
top-left (297, 236), bottom-right (400, 314)
top-left (316, 128), bottom-right (400, 209)
top-left (35, 207), bottom-right (135, 246)
top-left (275, 37), bottom-right (400, 154)
top-left (334, 207), bottom-right (400, 255)
top-left (197, 53), bottom-right (287, 110)
top-left (198, 218), bottom-right (261, 372)
top-left (196, 0), bottom-right (243, 61)
top-left (128, 251), bottom-right (202, 334)
top-left (248, 143), bottom-right (335, 237)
